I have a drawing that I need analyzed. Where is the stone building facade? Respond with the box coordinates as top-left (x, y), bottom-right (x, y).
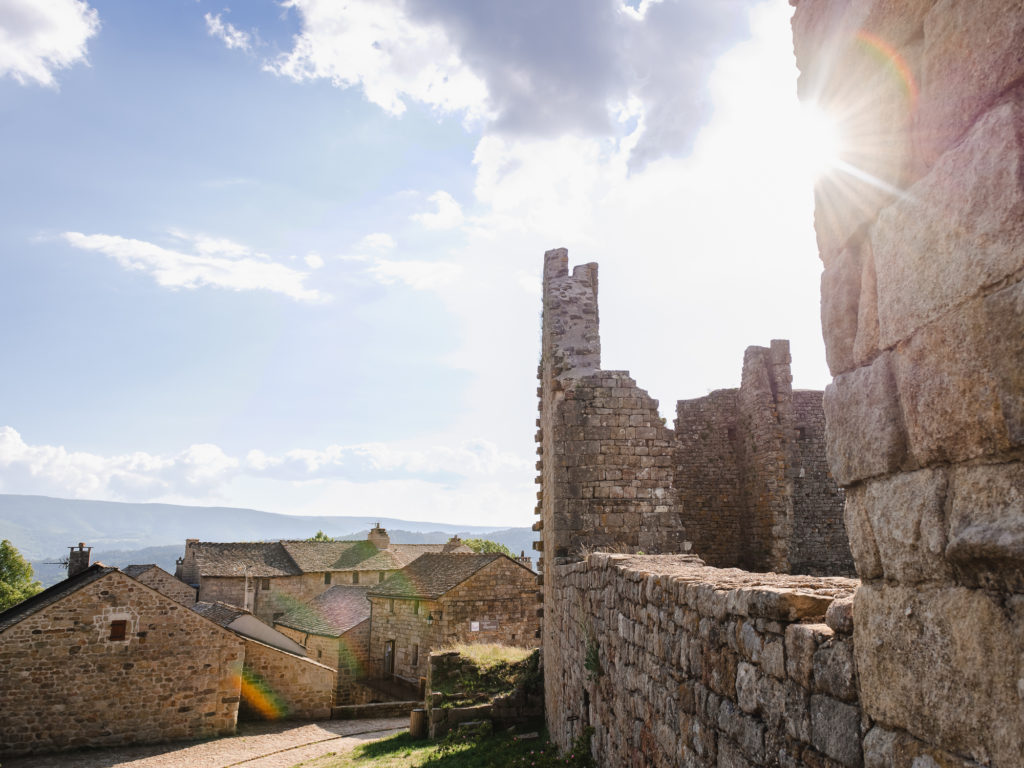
top-left (176, 527), bottom-right (470, 624)
top-left (367, 553), bottom-right (539, 683)
top-left (0, 564), bottom-right (244, 756)
top-left (122, 564), bottom-right (197, 606)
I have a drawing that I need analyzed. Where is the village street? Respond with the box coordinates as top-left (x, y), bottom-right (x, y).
top-left (1, 718), bottom-right (406, 768)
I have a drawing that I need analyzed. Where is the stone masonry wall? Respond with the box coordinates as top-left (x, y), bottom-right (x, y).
top-left (274, 620), bottom-right (372, 705)
top-left (794, 1), bottom-right (1024, 764)
top-left (368, 596), bottom-right (442, 681)
top-left (547, 554), bottom-right (859, 767)
top-left (132, 567), bottom-right (197, 606)
top-left (239, 637), bottom-right (335, 721)
top-left (0, 571), bottom-right (244, 756)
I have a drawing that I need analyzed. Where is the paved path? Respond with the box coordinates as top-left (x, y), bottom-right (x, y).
top-left (2, 718), bottom-right (408, 768)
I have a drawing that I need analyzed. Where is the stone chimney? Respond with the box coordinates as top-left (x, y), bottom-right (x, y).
top-left (442, 535), bottom-right (463, 553)
top-left (516, 550), bottom-right (534, 570)
top-left (68, 543), bottom-right (92, 578)
top-left (367, 523), bottom-right (390, 549)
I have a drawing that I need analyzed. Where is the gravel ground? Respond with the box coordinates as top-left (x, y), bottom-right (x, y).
top-left (1, 718), bottom-right (408, 768)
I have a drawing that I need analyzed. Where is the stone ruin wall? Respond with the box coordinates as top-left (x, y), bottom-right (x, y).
top-left (794, 0), bottom-right (1024, 764)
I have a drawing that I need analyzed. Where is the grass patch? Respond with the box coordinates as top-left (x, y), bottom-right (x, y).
top-left (293, 723), bottom-right (594, 768)
top-left (433, 645), bottom-right (539, 703)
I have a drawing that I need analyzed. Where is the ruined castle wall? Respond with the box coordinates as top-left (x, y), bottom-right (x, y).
top-left (794, 0), bottom-right (1024, 764)
top-left (547, 553), bottom-right (860, 767)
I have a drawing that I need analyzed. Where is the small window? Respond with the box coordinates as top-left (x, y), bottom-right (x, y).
top-left (797, 426), bottom-right (808, 440)
top-left (109, 620), bottom-right (127, 641)
top-left (379, 571), bottom-right (386, 583)
top-left (412, 643), bottom-right (419, 667)
top-left (318, 649), bottom-right (323, 659)
top-left (727, 427), bottom-right (737, 441)
top-left (352, 572), bottom-right (360, 584)
top-left (273, 612), bottom-right (284, 622)
top-left (261, 578), bottom-right (270, 590)
top-left (389, 599), bottom-right (395, 614)
top-left (325, 572), bottom-right (332, 585)
top-left (413, 601), bottom-right (420, 615)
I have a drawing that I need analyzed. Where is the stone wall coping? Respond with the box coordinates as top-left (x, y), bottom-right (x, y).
top-left (241, 636), bottom-right (337, 672)
top-left (560, 554), bottom-right (858, 621)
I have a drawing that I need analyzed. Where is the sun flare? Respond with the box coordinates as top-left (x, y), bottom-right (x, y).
top-left (794, 104), bottom-right (843, 179)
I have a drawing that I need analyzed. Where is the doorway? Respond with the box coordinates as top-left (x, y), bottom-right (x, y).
top-left (384, 640), bottom-right (395, 678)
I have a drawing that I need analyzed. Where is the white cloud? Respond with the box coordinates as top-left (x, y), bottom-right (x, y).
top-left (0, 427), bottom-right (527, 505)
top-left (357, 232), bottom-right (395, 252)
top-left (0, 0), bottom-right (99, 87)
top-left (266, 0), bottom-right (489, 122)
top-left (61, 230), bottom-right (327, 303)
top-left (367, 258), bottom-right (462, 291)
top-left (413, 190), bottom-right (463, 230)
top-left (304, 252), bottom-right (324, 269)
top-left (204, 12), bottom-right (252, 52)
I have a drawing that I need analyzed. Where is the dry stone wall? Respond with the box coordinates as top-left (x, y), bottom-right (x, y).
top-left (547, 554), bottom-right (859, 767)
top-left (794, 0), bottom-right (1024, 764)
top-left (239, 637), bottom-right (335, 721)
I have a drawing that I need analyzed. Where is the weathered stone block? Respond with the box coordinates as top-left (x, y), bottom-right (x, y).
top-left (825, 597), bottom-right (854, 635)
top-left (916, 1), bottom-right (1024, 167)
top-left (852, 241), bottom-right (880, 368)
top-left (736, 661), bottom-right (759, 714)
top-left (824, 353), bottom-right (907, 486)
top-left (761, 636), bottom-right (786, 680)
top-left (843, 486), bottom-right (883, 580)
top-left (785, 623), bottom-right (833, 689)
top-left (810, 695), bottom-right (863, 768)
top-left (983, 279), bottom-right (1024, 447)
top-left (821, 248), bottom-right (863, 375)
top-left (893, 300), bottom-right (1008, 465)
top-left (946, 461), bottom-right (1024, 591)
top-left (875, 99), bottom-right (1024, 348)
top-left (847, 468), bottom-right (950, 584)
top-left (854, 583), bottom-right (1024, 767)
top-left (812, 639), bottom-right (857, 702)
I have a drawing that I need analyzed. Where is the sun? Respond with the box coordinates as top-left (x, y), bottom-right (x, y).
top-left (793, 104), bottom-right (843, 179)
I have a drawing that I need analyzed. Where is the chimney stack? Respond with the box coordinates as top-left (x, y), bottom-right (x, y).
top-left (367, 523), bottom-right (390, 549)
top-left (442, 535), bottom-right (463, 553)
top-left (68, 542), bottom-right (92, 578)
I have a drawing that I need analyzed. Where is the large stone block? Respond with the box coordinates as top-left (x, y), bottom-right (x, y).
top-left (852, 241), bottom-right (880, 368)
top-left (821, 247), bottom-right (863, 375)
top-left (893, 299), bottom-right (1008, 465)
top-left (843, 488), bottom-right (882, 580)
top-left (874, 99), bottom-right (1024, 348)
top-left (824, 353), bottom-right (907, 486)
top-left (845, 468), bottom-right (951, 584)
top-left (983, 279), bottom-right (1024, 447)
top-left (916, 0), bottom-right (1024, 167)
top-left (946, 462), bottom-right (1024, 592)
top-left (810, 694), bottom-right (863, 768)
top-left (854, 583), bottom-right (1024, 766)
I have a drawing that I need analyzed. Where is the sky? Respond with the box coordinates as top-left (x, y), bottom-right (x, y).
top-left (0, 0), bottom-right (832, 529)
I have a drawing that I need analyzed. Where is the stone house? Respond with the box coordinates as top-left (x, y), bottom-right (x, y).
top-left (192, 600), bottom-right (309, 656)
top-left (175, 526), bottom-right (471, 624)
top-left (274, 585), bottom-right (373, 705)
top-left (0, 562), bottom-right (245, 756)
top-left (366, 553), bottom-right (539, 684)
top-left (122, 563), bottom-right (197, 605)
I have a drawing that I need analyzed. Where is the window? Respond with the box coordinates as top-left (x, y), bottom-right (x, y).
top-left (109, 620), bottom-right (127, 641)
top-left (389, 599), bottom-right (395, 614)
top-left (352, 572), bottom-right (360, 584)
top-left (412, 644), bottom-right (419, 667)
top-left (379, 571), bottom-right (386, 583)
top-left (413, 601), bottom-right (420, 615)
top-left (325, 572), bottom-right (332, 585)
top-left (261, 578), bottom-right (270, 590)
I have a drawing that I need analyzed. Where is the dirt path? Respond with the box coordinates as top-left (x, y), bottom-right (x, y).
top-left (1, 718), bottom-right (407, 768)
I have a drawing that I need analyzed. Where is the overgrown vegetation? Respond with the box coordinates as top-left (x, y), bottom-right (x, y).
top-left (294, 723), bottom-right (596, 768)
top-left (461, 538), bottom-right (513, 557)
top-left (433, 644), bottom-right (540, 706)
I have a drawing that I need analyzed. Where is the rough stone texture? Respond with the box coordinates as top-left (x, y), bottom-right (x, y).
top-left (125, 565), bottom-right (197, 606)
top-left (823, 353), bottom-right (907, 486)
top-left (0, 570), bottom-right (244, 756)
top-left (274, 620), bottom-right (372, 705)
top-left (797, 3), bottom-right (1024, 764)
top-left (546, 554), bottom-right (859, 767)
top-left (238, 637), bottom-right (336, 721)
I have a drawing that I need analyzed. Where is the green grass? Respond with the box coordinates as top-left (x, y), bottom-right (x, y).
top-left (292, 723), bottom-right (594, 768)
top-left (444, 643), bottom-right (533, 669)
top-left (433, 645), bottom-right (540, 703)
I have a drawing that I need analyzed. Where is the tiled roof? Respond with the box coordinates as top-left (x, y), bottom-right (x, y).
top-left (122, 564), bottom-right (156, 578)
top-left (367, 553), bottom-right (507, 599)
top-left (275, 586), bottom-right (371, 637)
top-left (0, 564), bottom-right (117, 633)
top-left (192, 542), bottom-right (301, 577)
top-left (191, 600), bottom-right (249, 628)
top-left (279, 540), bottom-right (377, 571)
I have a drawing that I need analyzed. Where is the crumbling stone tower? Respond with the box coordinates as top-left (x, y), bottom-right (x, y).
top-left (794, 1), bottom-right (1024, 764)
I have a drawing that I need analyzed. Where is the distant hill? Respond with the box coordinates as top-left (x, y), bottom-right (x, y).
top-left (1, 494), bottom-right (534, 587)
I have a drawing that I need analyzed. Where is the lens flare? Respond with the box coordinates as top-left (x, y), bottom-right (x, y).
top-left (795, 104), bottom-right (843, 179)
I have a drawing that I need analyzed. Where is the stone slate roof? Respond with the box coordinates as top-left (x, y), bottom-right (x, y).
top-left (191, 600), bottom-right (249, 628)
top-left (367, 553), bottom-right (508, 599)
top-left (275, 586), bottom-right (371, 637)
top-left (0, 564), bottom-right (117, 634)
top-left (122, 564), bottom-right (156, 578)
top-left (191, 539), bottom-right (471, 578)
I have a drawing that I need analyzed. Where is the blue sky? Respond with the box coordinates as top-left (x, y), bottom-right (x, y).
top-left (0, 0), bottom-right (832, 527)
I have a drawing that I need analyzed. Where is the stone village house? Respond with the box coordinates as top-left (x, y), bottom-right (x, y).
top-left (0, 545), bottom-right (335, 758)
top-left (175, 525), bottom-right (472, 625)
top-left (366, 552), bottom-right (540, 684)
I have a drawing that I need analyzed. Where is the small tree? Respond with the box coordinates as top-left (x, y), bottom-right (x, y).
top-left (462, 538), bottom-right (513, 557)
top-left (308, 530), bottom-right (333, 542)
top-left (0, 540), bottom-right (42, 612)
